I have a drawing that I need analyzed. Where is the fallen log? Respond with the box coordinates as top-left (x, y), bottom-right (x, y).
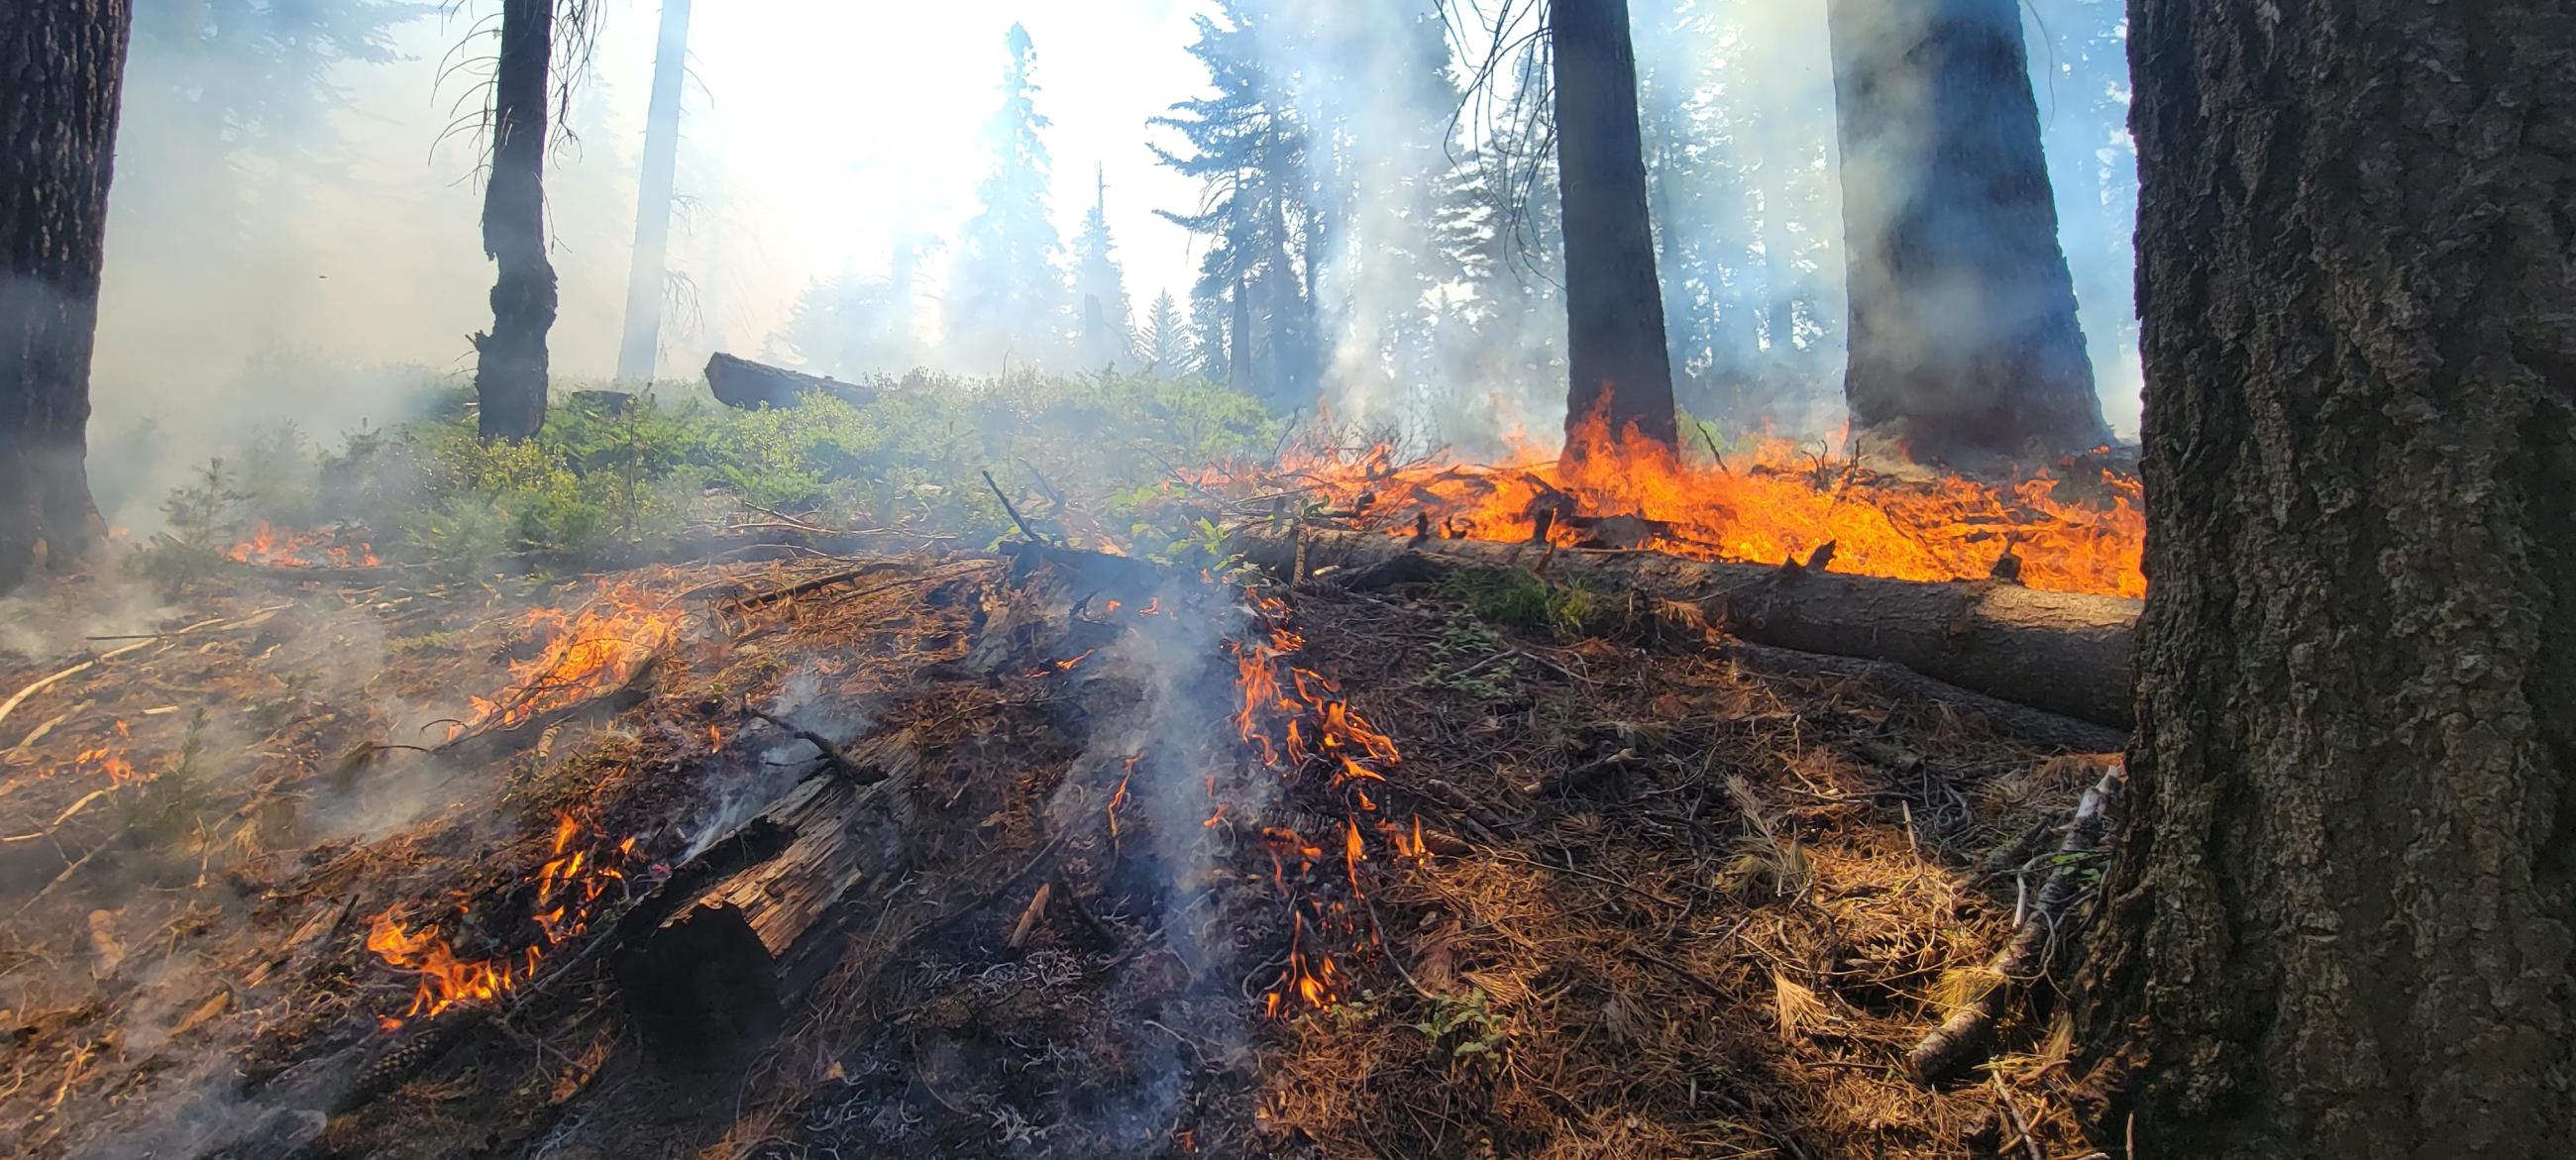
top-left (1230, 525), bottom-right (2137, 731)
top-left (703, 352), bottom-right (879, 411)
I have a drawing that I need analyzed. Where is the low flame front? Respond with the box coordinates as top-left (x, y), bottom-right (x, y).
top-left (366, 814), bottom-right (636, 1029)
top-left (1209, 415), bottom-right (2146, 598)
top-left (463, 579), bottom-right (681, 733)
top-left (224, 521), bottom-right (381, 569)
top-left (1231, 589), bottom-right (1423, 1016)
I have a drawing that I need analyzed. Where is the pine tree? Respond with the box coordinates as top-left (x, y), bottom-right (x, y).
top-left (1136, 291), bottom-right (1188, 375)
top-left (1070, 165), bottom-right (1133, 371)
top-left (1151, 0), bottom-right (1323, 407)
top-left (947, 23), bottom-right (1070, 371)
top-left (769, 236), bottom-right (933, 379)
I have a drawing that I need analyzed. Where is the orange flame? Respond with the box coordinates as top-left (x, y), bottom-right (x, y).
top-left (366, 814), bottom-right (635, 1025)
top-left (1204, 414), bottom-right (2144, 597)
top-left (224, 521), bottom-right (381, 568)
top-left (465, 580), bottom-right (680, 732)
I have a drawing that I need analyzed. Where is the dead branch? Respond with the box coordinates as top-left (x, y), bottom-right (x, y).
top-left (1905, 760), bottom-right (2127, 1085)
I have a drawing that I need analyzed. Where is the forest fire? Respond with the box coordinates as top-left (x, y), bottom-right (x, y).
top-left (366, 814), bottom-right (637, 1028)
top-left (463, 579), bottom-right (682, 732)
top-left (1231, 588), bottom-right (1412, 1016)
top-left (1234, 419), bottom-right (2145, 598)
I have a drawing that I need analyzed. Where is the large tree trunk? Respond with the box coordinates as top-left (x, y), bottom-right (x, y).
top-left (1232, 524), bottom-right (2137, 731)
top-left (2076, 3), bottom-right (2576, 1156)
top-left (1, 0), bottom-right (128, 592)
top-left (1547, 0), bottom-right (1676, 461)
top-left (613, 0), bottom-right (690, 384)
top-left (1825, 0), bottom-right (2105, 463)
top-left (472, 0), bottom-right (558, 442)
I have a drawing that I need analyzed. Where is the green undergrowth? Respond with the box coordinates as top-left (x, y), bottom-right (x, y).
top-left (1437, 568), bottom-right (1615, 640)
top-left (134, 368), bottom-right (1282, 586)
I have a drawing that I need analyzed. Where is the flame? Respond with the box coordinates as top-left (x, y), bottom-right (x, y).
top-left (465, 580), bottom-right (680, 732)
top-left (366, 814), bottom-right (635, 1024)
top-left (75, 745), bottom-right (138, 785)
top-left (223, 521), bottom-right (381, 568)
top-left (1204, 414), bottom-right (2144, 598)
top-left (1233, 589), bottom-right (1405, 1015)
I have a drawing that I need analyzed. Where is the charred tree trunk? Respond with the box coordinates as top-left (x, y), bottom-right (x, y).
top-left (2076, 3), bottom-right (2576, 1156)
top-left (613, 0), bottom-right (690, 384)
top-left (0, 0), bottom-right (128, 592)
top-left (1825, 0), bottom-right (2105, 462)
top-left (472, 0), bottom-right (558, 442)
top-left (1547, 0), bottom-right (1676, 460)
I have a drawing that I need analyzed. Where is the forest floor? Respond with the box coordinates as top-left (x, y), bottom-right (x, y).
top-left (1, 542), bottom-right (2111, 1160)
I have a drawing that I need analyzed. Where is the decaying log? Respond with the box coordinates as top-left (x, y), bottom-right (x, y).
top-left (612, 729), bottom-right (920, 1067)
top-left (1905, 760), bottom-right (2126, 1085)
top-left (1230, 525), bottom-right (2137, 731)
top-left (704, 352), bottom-right (879, 411)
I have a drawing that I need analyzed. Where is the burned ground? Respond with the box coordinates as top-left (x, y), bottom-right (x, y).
top-left (3, 545), bottom-right (2105, 1160)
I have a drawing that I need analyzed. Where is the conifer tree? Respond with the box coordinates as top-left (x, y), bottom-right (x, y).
top-left (1070, 165), bottom-right (1134, 370)
top-left (947, 23), bottom-right (1071, 370)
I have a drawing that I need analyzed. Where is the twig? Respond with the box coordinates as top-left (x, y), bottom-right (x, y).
top-left (1906, 761), bottom-right (2127, 1085)
top-left (1991, 1071), bottom-right (2046, 1160)
top-left (741, 704), bottom-right (879, 785)
top-left (982, 469), bottom-right (1058, 547)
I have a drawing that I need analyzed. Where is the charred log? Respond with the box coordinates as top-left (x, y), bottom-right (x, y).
top-left (1230, 525), bottom-right (2135, 731)
top-left (704, 352), bottom-right (880, 412)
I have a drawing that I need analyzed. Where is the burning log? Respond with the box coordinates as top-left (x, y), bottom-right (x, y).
top-left (703, 352), bottom-right (879, 411)
top-left (1230, 525), bottom-right (2137, 731)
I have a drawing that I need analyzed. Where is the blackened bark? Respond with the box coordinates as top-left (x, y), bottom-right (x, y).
top-left (613, 0), bottom-right (690, 383)
top-left (1548, 0), bottom-right (1676, 459)
top-left (2077, 2), bottom-right (2576, 1156)
top-left (0, 0), bottom-right (129, 590)
top-left (1825, 0), bottom-right (2105, 462)
top-left (472, 0), bottom-right (558, 441)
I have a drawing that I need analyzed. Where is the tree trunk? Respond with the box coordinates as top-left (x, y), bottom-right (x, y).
top-left (613, 0), bottom-right (690, 384)
top-left (2076, 3), bottom-right (2576, 1156)
top-left (0, 0), bottom-right (128, 591)
top-left (1824, 0), bottom-right (2105, 463)
top-left (1231, 524), bottom-right (2137, 731)
top-left (472, 0), bottom-right (558, 442)
top-left (1547, 0), bottom-right (1676, 461)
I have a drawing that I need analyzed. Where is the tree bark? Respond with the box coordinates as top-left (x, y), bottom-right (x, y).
top-left (613, 0), bottom-right (690, 384)
top-left (1824, 0), bottom-right (2106, 462)
top-left (2076, 3), bottom-right (2576, 1156)
top-left (1231, 525), bottom-right (2137, 730)
top-left (1547, 0), bottom-right (1677, 460)
top-left (472, 0), bottom-right (558, 442)
top-left (0, 0), bottom-right (129, 591)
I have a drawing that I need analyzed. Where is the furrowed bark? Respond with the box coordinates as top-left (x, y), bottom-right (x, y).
top-left (1, 0), bottom-right (129, 590)
top-left (1547, 0), bottom-right (1678, 457)
top-left (2076, 1), bottom-right (2576, 1156)
top-left (1231, 525), bottom-right (2136, 730)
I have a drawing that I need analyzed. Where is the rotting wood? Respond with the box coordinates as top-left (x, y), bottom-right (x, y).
top-left (1905, 759), bottom-right (2125, 1085)
top-left (1230, 524), bottom-right (2136, 730)
top-left (703, 352), bottom-right (879, 411)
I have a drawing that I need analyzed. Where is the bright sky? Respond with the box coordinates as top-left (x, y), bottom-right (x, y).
top-left (313, 0), bottom-right (1219, 377)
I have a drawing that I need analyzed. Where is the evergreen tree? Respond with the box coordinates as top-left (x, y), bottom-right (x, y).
top-left (947, 23), bottom-right (1071, 371)
top-left (1136, 290), bottom-right (1188, 375)
top-left (1070, 165), bottom-right (1134, 370)
top-left (769, 236), bottom-right (933, 379)
top-left (1151, 0), bottom-right (1323, 408)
